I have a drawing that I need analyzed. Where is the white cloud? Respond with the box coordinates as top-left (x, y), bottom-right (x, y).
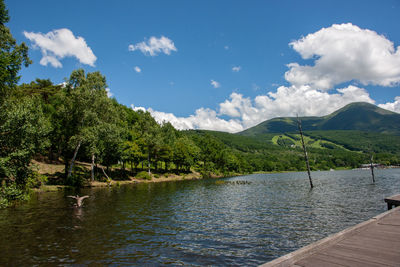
top-left (232, 66), bottom-right (241, 72)
top-left (217, 85), bottom-right (375, 129)
top-left (224, 45), bottom-right (229, 50)
top-left (105, 88), bottom-right (113, 98)
top-left (211, 80), bottom-right (220, 88)
top-left (23, 28), bottom-right (96, 68)
top-left (129, 23), bottom-right (400, 133)
top-left (128, 36), bottom-right (177, 56)
top-left (131, 85), bottom-right (375, 133)
top-left (285, 23), bottom-right (400, 90)
top-left (131, 105), bottom-right (243, 133)
top-left (134, 66), bottom-right (141, 73)
top-left (378, 96), bottom-right (400, 113)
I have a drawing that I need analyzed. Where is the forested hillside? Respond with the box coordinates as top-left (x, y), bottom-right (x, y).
top-left (195, 130), bottom-right (400, 173)
top-left (240, 102), bottom-right (400, 136)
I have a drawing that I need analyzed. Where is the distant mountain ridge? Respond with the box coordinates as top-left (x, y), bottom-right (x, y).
top-left (239, 102), bottom-right (400, 136)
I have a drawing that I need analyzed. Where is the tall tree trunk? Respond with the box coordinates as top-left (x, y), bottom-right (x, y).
top-left (64, 154), bottom-right (69, 178)
top-left (91, 153), bottom-right (95, 181)
top-left (67, 140), bottom-right (82, 178)
top-left (297, 116), bottom-right (314, 189)
top-left (101, 166), bottom-right (110, 180)
top-left (370, 154), bottom-right (375, 183)
top-left (148, 152), bottom-right (151, 175)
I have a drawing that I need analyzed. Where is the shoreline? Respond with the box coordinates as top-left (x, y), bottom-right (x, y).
top-left (33, 160), bottom-right (399, 193)
top-left (33, 163), bottom-right (243, 192)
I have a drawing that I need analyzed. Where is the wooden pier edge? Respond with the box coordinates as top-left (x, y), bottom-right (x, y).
top-left (260, 206), bottom-right (400, 267)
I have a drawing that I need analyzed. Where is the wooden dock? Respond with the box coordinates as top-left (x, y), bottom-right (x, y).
top-left (385, 194), bottom-right (400, 210)
top-left (261, 198), bottom-right (400, 267)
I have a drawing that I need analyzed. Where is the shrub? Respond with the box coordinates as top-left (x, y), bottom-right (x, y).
top-left (200, 170), bottom-right (211, 178)
top-left (65, 166), bottom-right (87, 187)
top-left (65, 174), bottom-right (85, 187)
top-left (26, 172), bottom-right (48, 189)
top-left (136, 171), bottom-right (151, 180)
top-left (0, 183), bottom-right (28, 208)
top-left (153, 174), bottom-right (160, 178)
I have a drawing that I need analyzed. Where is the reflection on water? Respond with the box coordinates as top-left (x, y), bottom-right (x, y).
top-left (0, 169), bottom-right (399, 265)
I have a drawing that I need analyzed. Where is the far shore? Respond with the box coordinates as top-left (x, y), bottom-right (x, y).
top-left (32, 160), bottom-right (396, 193)
top-left (31, 160), bottom-right (241, 192)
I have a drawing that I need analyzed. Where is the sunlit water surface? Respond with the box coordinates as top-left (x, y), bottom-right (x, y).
top-left (1, 169), bottom-right (400, 266)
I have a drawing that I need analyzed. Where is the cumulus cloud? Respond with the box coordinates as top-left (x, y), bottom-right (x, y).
top-left (285, 23), bottom-right (400, 90)
top-left (131, 85), bottom-right (375, 133)
top-left (23, 28), bottom-right (96, 68)
top-left (134, 66), bottom-right (141, 73)
top-left (128, 36), bottom-right (177, 56)
top-left (105, 88), bottom-right (113, 98)
top-left (211, 80), bottom-right (220, 88)
top-left (131, 105), bottom-right (244, 133)
top-left (378, 96), bottom-right (400, 113)
top-left (232, 66), bottom-right (241, 72)
top-left (130, 23), bottom-right (400, 132)
top-left (218, 85), bottom-right (375, 129)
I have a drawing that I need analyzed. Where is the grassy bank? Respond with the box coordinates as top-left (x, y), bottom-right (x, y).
top-left (31, 160), bottom-right (240, 191)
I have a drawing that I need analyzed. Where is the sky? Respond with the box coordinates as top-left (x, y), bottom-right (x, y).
top-left (6, 0), bottom-right (400, 132)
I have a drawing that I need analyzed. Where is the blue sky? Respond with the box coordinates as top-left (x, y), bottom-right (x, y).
top-left (6, 0), bottom-right (400, 132)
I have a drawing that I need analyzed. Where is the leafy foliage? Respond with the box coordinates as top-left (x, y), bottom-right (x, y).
top-left (0, 97), bottom-right (51, 185)
top-left (0, 0), bottom-right (31, 101)
top-left (136, 171), bottom-right (151, 180)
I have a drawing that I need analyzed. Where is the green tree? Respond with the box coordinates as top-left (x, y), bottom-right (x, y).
top-left (160, 122), bottom-right (177, 171)
top-left (134, 111), bottom-right (161, 175)
top-left (51, 69), bottom-right (120, 180)
top-left (0, 0), bottom-right (31, 101)
top-left (173, 136), bottom-right (200, 171)
top-left (0, 97), bottom-right (51, 206)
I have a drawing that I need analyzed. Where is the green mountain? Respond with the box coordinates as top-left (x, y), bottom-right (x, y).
top-left (239, 102), bottom-right (400, 136)
top-left (187, 102), bottom-right (400, 172)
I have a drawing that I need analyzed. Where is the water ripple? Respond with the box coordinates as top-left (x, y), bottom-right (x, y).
top-left (0, 169), bottom-right (399, 265)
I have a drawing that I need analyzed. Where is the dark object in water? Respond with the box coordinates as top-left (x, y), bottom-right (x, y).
top-left (67, 195), bottom-right (89, 207)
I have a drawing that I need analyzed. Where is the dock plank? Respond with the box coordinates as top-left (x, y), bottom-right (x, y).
top-left (319, 244), bottom-right (400, 266)
top-left (332, 243), bottom-right (400, 265)
top-left (296, 252), bottom-right (383, 267)
top-left (261, 206), bottom-right (400, 267)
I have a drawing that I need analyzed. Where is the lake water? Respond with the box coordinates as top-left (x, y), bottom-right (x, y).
top-left (1, 169), bottom-right (400, 266)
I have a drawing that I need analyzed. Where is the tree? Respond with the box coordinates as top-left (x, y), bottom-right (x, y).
top-left (123, 138), bottom-right (145, 171)
top-left (173, 136), bottom-right (200, 171)
top-left (0, 0), bottom-right (45, 207)
top-left (160, 122), bottom-right (177, 171)
top-left (0, 0), bottom-right (31, 101)
top-left (134, 111), bottom-right (161, 175)
top-left (51, 69), bottom-right (120, 180)
top-left (0, 97), bottom-right (51, 185)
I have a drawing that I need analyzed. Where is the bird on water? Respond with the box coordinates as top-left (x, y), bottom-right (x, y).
top-left (67, 195), bottom-right (89, 207)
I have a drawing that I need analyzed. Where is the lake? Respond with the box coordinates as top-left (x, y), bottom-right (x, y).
top-left (1, 169), bottom-right (399, 266)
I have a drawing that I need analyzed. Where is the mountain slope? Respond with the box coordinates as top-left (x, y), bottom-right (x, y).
top-left (240, 102), bottom-right (400, 136)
